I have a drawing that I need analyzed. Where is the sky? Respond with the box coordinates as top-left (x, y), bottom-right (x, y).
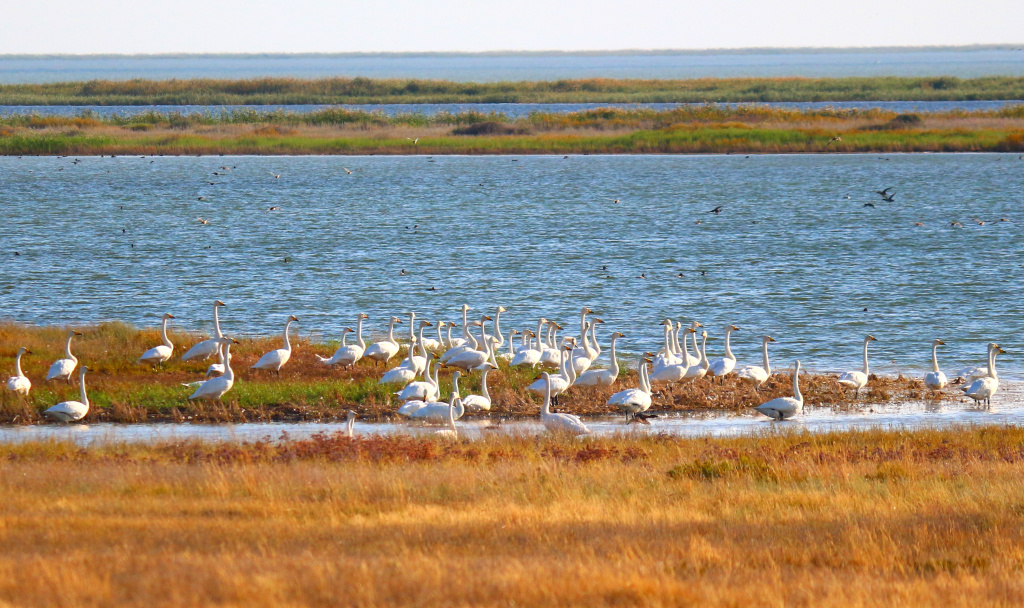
top-left (1, 0), bottom-right (1022, 54)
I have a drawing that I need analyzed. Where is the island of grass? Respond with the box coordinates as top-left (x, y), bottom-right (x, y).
top-left (2, 104), bottom-right (1023, 155)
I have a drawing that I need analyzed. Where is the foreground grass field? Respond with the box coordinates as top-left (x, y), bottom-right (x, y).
top-left (3, 104), bottom-right (1024, 155)
top-left (1, 427), bottom-right (1023, 607)
top-left (0, 321), bottom-right (941, 424)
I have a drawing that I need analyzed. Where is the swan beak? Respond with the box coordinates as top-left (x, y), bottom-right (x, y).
top-left (936, 339), bottom-right (945, 345)
top-left (24, 349), bottom-right (32, 355)
top-left (395, 319), bottom-right (403, 324)
top-left (498, 306), bottom-right (507, 313)
top-left (695, 322), bottom-right (703, 327)
top-left (616, 333), bottom-right (625, 338)
top-left (768, 336), bottom-right (776, 342)
top-left (73, 331), bottom-right (83, 336)
top-left (997, 347), bottom-right (1006, 354)
top-left (215, 300), bottom-right (226, 306)
top-left (231, 339), bottom-right (240, 344)
top-left (291, 315), bottom-right (299, 321)
top-left (361, 313), bottom-right (369, 319)
top-left (868, 335), bottom-right (877, 341)
top-left (424, 321), bottom-right (433, 326)
top-left (731, 325), bottom-right (739, 331)
top-left (484, 316), bottom-right (493, 321)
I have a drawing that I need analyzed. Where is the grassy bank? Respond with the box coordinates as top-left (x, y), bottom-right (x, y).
top-left (1, 427), bottom-right (1024, 606)
top-left (3, 105), bottom-right (1024, 155)
top-left (2, 321), bottom-right (948, 424)
top-left (4, 75), bottom-right (1024, 105)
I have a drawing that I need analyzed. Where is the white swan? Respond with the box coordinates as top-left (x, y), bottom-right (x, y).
top-left (433, 400), bottom-right (460, 440)
top-left (344, 410), bottom-right (357, 439)
top-left (756, 360), bottom-right (804, 420)
top-left (570, 321), bottom-right (595, 375)
top-left (363, 316), bottom-right (402, 366)
top-left (47, 330), bottom-right (82, 383)
top-left (538, 322), bottom-right (564, 369)
top-left (607, 361), bottom-right (653, 419)
top-left (379, 340), bottom-right (419, 386)
top-left (181, 300), bottom-right (226, 361)
top-left (6, 347), bottom-right (32, 396)
top-left (924, 339), bottom-right (948, 393)
top-left (511, 320), bottom-right (544, 367)
top-left (962, 344), bottom-right (1004, 407)
top-left (407, 320), bottom-right (433, 374)
top-left (681, 331), bottom-right (709, 381)
top-left (707, 324), bottom-right (740, 380)
top-left (487, 306), bottom-right (508, 349)
top-left (205, 342), bottom-right (228, 377)
top-left (955, 343), bottom-right (998, 383)
top-left (410, 372), bottom-right (464, 423)
top-left (575, 332), bottom-right (623, 388)
top-left (527, 346), bottom-right (572, 403)
top-left (680, 321), bottom-right (703, 368)
top-left (462, 364), bottom-right (495, 412)
top-left (498, 329), bottom-right (521, 363)
top-left (252, 315), bottom-right (298, 373)
top-left (652, 320), bottom-right (679, 371)
top-left (538, 372), bottom-right (590, 435)
top-left (137, 313), bottom-right (176, 366)
top-left (837, 335), bottom-right (876, 396)
top-left (736, 335), bottom-right (776, 388)
top-left (445, 319), bottom-right (492, 372)
top-left (44, 365), bottom-right (91, 422)
top-left (397, 356), bottom-right (439, 402)
top-left (440, 313), bottom-right (481, 364)
top-left (649, 330), bottom-right (695, 383)
top-left (321, 313), bottom-right (368, 369)
top-left (443, 304), bottom-right (471, 350)
top-left (190, 338), bottom-right (238, 401)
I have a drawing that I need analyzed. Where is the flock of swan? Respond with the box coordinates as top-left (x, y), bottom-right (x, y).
top-left (4, 301), bottom-right (1009, 435)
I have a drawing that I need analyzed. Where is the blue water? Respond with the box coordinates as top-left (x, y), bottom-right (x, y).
top-left (2, 100), bottom-right (1022, 119)
top-left (2, 49), bottom-right (1024, 84)
top-left (1, 154), bottom-right (1021, 380)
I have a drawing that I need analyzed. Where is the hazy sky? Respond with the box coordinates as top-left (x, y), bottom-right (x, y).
top-left (2, 0), bottom-right (1022, 54)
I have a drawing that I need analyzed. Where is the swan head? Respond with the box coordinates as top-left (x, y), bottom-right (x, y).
top-left (613, 332), bottom-right (625, 339)
top-left (593, 318), bottom-right (605, 324)
top-left (421, 321), bottom-right (433, 327)
top-left (729, 325), bottom-right (739, 332)
top-left (214, 300), bottom-right (226, 307)
top-left (765, 335), bottom-right (776, 343)
top-left (497, 306), bottom-right (507, 313)
top-left (483, 316), bottom-right (493, 322)
top-left (555, 324), bottom-right (563, 330)
top-left (359, 313), bottom-right (369, 320)
top-left (995, 346), bottom-right (1006, 355)
top-left (80, 366), bottom-right (89, 375)
top-left (69, 330), bottom-right (83, 337)
top-left (162, 313), bottom-right (175, 319)
top-left (392, 316), bottom-right (402, 324)
top-left (289, 315), bottom-right (299, 322)
top-left (342, 327), bottom-right (354, 334)
top-left (346, 410), bottom-right (357, 421)
top-left (461, 304), bottom-right (470, 311)
top-left (866, 335), bottom-right (877, 342)
top-left (701, 331), bottom-right (708, 338)
top-left (510, 329), bottom-right (520, 336)
top-left (583, 307), bottom-right (593, 314)
top-left (17, 347), bottom-right (31, 355)
top-left (690, 321), bottom-right (703, 329)
top-left (933, 339), bottom-right (945, 346)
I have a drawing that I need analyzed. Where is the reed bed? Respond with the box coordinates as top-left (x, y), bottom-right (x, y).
top-left (3, 105), bottom-right (1023, 155)
top-left (1, 321), bottom-right (953, 424)
top-left (4, 75), bottom-right (1024, 105)
top-left (1, 426), bottom-right (1023, 606)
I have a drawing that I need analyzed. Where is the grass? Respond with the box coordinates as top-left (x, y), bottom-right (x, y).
top-left (1, 321), bottom-right (950, 424)
top-left (3, 105), bottom-right (1024, 155)
top-left (4, 75), bottom-right (1024, 105)
top-left (1, 426), bottom-right (1024, 606)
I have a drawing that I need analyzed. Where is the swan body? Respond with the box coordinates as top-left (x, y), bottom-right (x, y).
top-left (962, 345), bottom-right (1003, 406)
top-left (410, 372), bottom-right (464, 423)
top-left (955, 343), bottom-right (997, 382)
top-left (445, 319), bottom-right (491, 372)
top-left (681, 331), bottom-right (709, 381)
top-left (6, 347), bottom-right (32, 396)
top-left (462, 365), bottom-right (494, 412)
top-left (320, 314), bottom-right (368, 368)
top-left (181, 300), bottom-right (226, 361)
top-left (652, 321), bottom-right (680, 370)
top-left (607, 362), bottom-right (652, 417)
top-left (206, 345), bottom-right (230, 377)
top-left (538, 372), bottom-right (590, 435)
top-left (497, 330), bottom-right (521, 363)
top-left (736, 335), bottom-right (776, 387)
top-left (380, 341), bottom-right (419, 385)
top-left (397, 357), bottom-right (439, 402)
top-left (47, 330), bottom-right (83, 382)
top-left (649, 330), bottom-right (695, 383)
top-left (138, 313), bottom-right (176, 365)
top-left (433, 400), bottom-right (460, 440)
top-left (440, 306), bottom-right (473, 360)
top-left (538, 322), bottom-right (563, 369)
top-left (527, 347), bottom-right (571, 399)
top-left (837, 335), bottom-right (876, 396)
top-left (510, 331), bottom-right (542, 367)
top-left (708, 324), bottom-right (740, 378)
top-left (924, 339), bottom-right (948, 392)
top-left (365, 316), bottom-right (402, 365)
top-left (575, 332), bottom-right (623, 388)
top-left (45, 366), bottom-right (91, 422)
top-left (252, 316), bottom-right (298, 372)
top-left (190, 339), bottom-right (237, 401)
top-left (756, 360), bottom-right (804, 420)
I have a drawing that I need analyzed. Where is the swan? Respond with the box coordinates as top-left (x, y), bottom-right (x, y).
top-left (445, 319), bottom-right (492, 372)
top-left (363, 316), bottom-right (402, 366)
top-left (443, 304), bottom-right (471, 350)
top-left (47, 330), bottom-right (83, 383)
top-left (181, 300), bottom-right (226, 361)
top-left (707, 325), bottom-right (740, 380)
top-left (205, 343), bottom-right (228, 377)
top-left (924, 339), bottom-right (948, 393)
top-left (736, 335), bottom-right (776, 388)
top-left (252, 315), bottom-right (298, 373)
top-left (320, 313), bottom-right (368, 369)
top-left (344, 410), bottom-right (357, 439)
top-left (419, 320), bottom-right (444, 352)
top-left (137, 313), bottom-right (176, 366)
top-left (462, 364), bottom-right (495, 412)
top-left (410, 372), bottom-right (464, 423)
top-left (433, 400), bottom-right (460, 440)
top-left (190, 338), bottom-right (238, 401)
top-left (379, 339), bottom-right (419, 386)
top-left (440, 314), bottom-right (481, 364)
top-left (487, 306), bottom-right (508, 349)
top-left (955, 343), bottom-right (998, 383)
top-left (397, 356), bottom-right (439, 402)
top-left (44, 366), bottom-right (91, 422)
top-left (680, 321), bottom-right (703, 368)
top-left (407, 320), bottom-right (433, 374)
top-left (527, 346), bottom-right (572, 404)
top-left (649, 330), bottom-right (696, 383)
top-left (498, 330), bottom-right (521, 363)
top-left (6, 347), bottom-right (32, 396)
top-left (681, 331), bottom-right (709, 381)
top-left (756, 360), bottom-right (804, 420)
top-left (962, 345), bottom-right (1004, 407)
top-left (511, 319), bottom-right (546, 367)
top-left (538, 372), bottom-right (590, 435)
top-left (837, 335), bottom-right (877, 397)
top-left (538, 323), bottom-right (564, 369)
top-left (570, 321), bottom-right (596, 375)
top-left (575, 332), bottom-right (623, 388)
top-left (651, 320), bottom-right (679, 371)
top-left (607, 361), bottom-right (653, 419)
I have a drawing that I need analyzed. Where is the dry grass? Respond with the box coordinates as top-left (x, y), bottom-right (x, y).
top-left (1, 427), bottom-right (1023, 607)
top-left (0, 322), bottom-right (947, 424)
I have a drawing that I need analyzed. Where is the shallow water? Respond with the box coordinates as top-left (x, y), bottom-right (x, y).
top-left (2, 384), bottom-right (1021, 445)
top-left (2, 153), bottom-right (1021, 381)
top-left (3, 100), bottom-right (1022, 118)
top-left (3, 49), bottom-right (1024, 84)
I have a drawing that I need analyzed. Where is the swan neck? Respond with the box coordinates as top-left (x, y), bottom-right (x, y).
top-left (988, 347), bottom-right (998, 379)
top-left (417, 325), bottom-right (427, 357)
top-left (386, 319), bottom-right (396, 343)
top-left (161, 317), bottom-right (173, 348)
top-left (347, 416), bottom-right (355, 438)
top-left (461, 308), bottom-right (470, 340)
top-left (481, 369), bottom-right (490, 400)
top-left (282, 320), bottom-right (293, 351)
top-left (542, 375), bottom-right (551, 416)
top-left (700, 335), bottom-right (708, 367)
top-left (762, 339), bottom-right (771, 374)
top-left (14, 351), bottom-right (25, 377)
top-left (724, 329), bottom-right (734, 359)
top-left (65, 332), bottom-right (76, 360)
top-left (493, 310), bottom-right (504, 345)
top-left (79, 370), bottom-right (88, 407)
top-left (355, 317), bottom-right (365, 349)
top-left (213, 304), bottom-right (223, 338)
top-left (792, 363), bottom-right (802, 402)
top-left (862, 338), bottom-right (870, 375)
top-left (223, 343), bottom-right (235, 380)
top-left (931, 344), bottom-right (939, 373)
top-left (609, 336), bottom-right (619, 375)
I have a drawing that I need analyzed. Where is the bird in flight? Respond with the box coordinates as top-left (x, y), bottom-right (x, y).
top-left (864, 202), bottom-right (876, 208)
top-left (612, 199), bottom-right (620, 204)
top-left (875, 187), bottom-right (893, 196)
top-left (343, 167), bottom-right (353, 175)
top-left (267, 206), bottom-right (281, 213)
top-left (827, 136), bottom-right (842, 145)
top-left (881, 193), bottom-right (896, 202)
top-left (707, 206), bottom-right (724, 215)
top-left (406, 138), bottom-right (420, 144)
top-left (196, 217), bottom-right (210, 225)
top-left (269, 172), bottom-right (281, 179)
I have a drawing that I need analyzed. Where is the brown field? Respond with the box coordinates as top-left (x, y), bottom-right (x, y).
top-left (0, 321), bottom-right (953, 424)
top-left (1, 427), bottom-right (1023, 607)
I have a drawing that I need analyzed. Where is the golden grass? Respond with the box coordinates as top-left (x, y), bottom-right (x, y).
top-left (1, 427), bottom-right (1023, 607)
top-left (0, 322), bottom-right (945, 424)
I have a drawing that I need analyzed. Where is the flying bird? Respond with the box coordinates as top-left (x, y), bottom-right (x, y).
top-left (707, 206), bottom-right (724, 215)
top-left (875, 187), bottom-right (893, 196)
top-left (827, 136), bottom-right (842, 145)
top-left (343, 167), bottom-right (353, 174)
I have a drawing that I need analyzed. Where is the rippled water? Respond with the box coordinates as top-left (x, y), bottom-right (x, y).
top-left (1, 153), bottom-right (1022, 379)
top-left (3, 100), bottom-right (1023, 119)
top-left (3, 49), bottom-right (1024, 83)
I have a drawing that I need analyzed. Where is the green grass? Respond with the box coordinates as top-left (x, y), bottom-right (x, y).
top-left (4, 75), bottom-right (1024, 105)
